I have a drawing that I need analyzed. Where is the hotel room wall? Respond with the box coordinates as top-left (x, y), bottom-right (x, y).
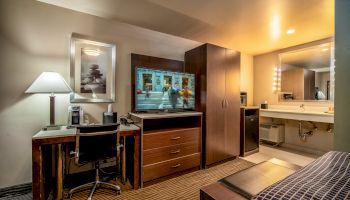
top-left (0, 0), bottom-right (201, 188)
top-left (261, 117), bottom-right (334, 154)
top-left (240, 53), bottom-right (254, 106)
top-left (283, 120), bottom-right (333, 154)
top-left (334, 0), bottom-right (350, 152)
top-left (253, 39), bottom-right (334, 154)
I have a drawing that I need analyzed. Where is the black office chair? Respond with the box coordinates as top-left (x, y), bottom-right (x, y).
top-left (69, 124), bottom-right (121, 199)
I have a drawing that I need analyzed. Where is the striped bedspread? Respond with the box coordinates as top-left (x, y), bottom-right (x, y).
top-left (253, 151), bottom-right (350, 200)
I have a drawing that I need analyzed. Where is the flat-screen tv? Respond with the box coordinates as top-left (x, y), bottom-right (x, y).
top-left (135, 67), bottom-right (195, 111)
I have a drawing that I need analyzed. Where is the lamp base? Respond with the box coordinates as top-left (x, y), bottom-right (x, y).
top-left (42, 125), bottom-right (62, 131)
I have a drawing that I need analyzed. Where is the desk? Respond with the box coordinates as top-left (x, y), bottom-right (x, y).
top-left (32, 124), bottom-right (140, 200)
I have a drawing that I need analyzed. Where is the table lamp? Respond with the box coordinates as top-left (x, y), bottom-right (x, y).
top-left (25, 72), bottom-right (72, 129)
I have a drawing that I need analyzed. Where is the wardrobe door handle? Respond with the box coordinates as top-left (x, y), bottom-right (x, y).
top-left (170, 150), bottom-right (180, 154)
top-left (225, 99), bottom-right (229, 108)
top-left (171, 164), bottom-right (181, 168)
top-left (222, 99), bottom-right (225, 108)
top-left (171, 136), bottom-right (181, 140)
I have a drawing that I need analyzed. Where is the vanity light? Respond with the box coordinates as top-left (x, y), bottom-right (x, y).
top-left (83, 48), bottom-right (102, 56)
top-left (321, 48), bottom-right (329, 52)
top-left (273, 66), bottom-right (282, 92)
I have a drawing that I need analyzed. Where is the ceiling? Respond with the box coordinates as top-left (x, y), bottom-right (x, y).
top-left (37, 0), bottom-right (334, 55)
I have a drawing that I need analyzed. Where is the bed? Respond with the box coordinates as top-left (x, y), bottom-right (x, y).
top-left (201, 151), bottom-right (350, 200)
top-left (253, 151), bottom-right (350, 200)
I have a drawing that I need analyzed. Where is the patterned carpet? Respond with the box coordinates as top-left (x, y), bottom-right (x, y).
top-left (70, 158), bottom-right (254, 200)
top-left (0, 183), bottom-right (32, 200)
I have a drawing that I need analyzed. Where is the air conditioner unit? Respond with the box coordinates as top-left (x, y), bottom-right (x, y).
top-left (260, 124), bottom-right (285, 144)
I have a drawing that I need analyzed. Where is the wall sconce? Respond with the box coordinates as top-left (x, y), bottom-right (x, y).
top-left (272, 66), bottom-right (281, 92)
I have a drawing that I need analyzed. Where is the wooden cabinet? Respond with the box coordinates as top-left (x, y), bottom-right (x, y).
top-left (143, 128), bottom-right (200, 150)
top-left (142, 127), bottom-right (200, 182)
top-left (130, 112), bottom-right (202, 186)
top-left (143, 153), bottom-right (200, 182)
top-left (185, 44), bottom-right (240, 166)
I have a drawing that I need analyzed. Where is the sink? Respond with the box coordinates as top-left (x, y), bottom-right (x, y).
top-left (260, 108), bottom-right (334, 123)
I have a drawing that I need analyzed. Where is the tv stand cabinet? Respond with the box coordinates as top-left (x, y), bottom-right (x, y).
top-left (130, 112), bottom-right (202, 186)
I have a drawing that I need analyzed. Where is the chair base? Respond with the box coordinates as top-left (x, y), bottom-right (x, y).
top-left (69, 180), bottom-right (121, 199)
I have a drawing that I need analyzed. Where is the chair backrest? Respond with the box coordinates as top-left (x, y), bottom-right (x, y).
top-left (75, 124), bottom-right (120, 164)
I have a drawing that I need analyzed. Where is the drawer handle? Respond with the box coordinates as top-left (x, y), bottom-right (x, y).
top-left (171, 136), bottom-right (181, 140)
top-left (171, 164), bottom-right (181, 168)
top-left (170, 150), bottom-right (180, 154)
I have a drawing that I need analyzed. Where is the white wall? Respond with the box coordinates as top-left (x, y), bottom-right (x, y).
top-left (0, 0), bottom-right (201, 188)
top-left (334, 0), bottom-right (350, 152)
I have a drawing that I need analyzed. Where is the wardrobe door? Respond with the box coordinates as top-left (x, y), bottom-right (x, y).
top-left (205, 44), bottom-right (226, 165)
top-left (224, 49), bottom-right (241, 157)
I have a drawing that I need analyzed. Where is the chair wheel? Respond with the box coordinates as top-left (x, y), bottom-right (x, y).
top-left (117, 190), bottom-right (121, 195)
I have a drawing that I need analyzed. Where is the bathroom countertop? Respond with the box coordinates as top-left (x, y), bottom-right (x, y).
top-left (260, 108), bottom-right (334, 123)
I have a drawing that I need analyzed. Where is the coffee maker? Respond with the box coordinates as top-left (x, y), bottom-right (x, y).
top-left (240, 91), bottom-right (247, 107)
top-left (68, 105), bottom-right (83, 126)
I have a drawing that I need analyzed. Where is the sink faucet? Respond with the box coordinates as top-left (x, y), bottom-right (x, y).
top-left (300, 104), bottom-right (305, 111)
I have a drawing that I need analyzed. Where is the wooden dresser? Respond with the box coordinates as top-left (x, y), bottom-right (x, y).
top-left (130, 112), bottom-right (202, 186)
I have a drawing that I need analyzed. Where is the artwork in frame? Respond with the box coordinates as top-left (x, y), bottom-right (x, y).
top-left (70, 33), bottom-right (116, 103)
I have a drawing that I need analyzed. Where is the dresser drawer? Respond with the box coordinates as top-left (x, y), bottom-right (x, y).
top-left (143, 128), bottom-right (200, 150)
top-left (143, 142), bottom-right (200, 166)
top-left (143, 153), bottom-right (200, 182)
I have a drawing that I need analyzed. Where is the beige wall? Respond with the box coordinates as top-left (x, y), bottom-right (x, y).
top-left (253, 52), bottom-right (279, 105)
top-left (334, 0), bottom-right (350, 152)
top-left (240, 53), bottom-right (254, 106)
top-left (0, 0), bottom-right (201, 188)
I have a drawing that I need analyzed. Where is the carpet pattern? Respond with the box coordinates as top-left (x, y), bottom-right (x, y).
top-left (70, 158), bottom-right (254, 200)
top-left (0, 183), bottom-right (32, 200)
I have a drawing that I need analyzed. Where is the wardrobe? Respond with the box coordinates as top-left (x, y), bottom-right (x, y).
top-left (185, 43), bottom-right (241, 167)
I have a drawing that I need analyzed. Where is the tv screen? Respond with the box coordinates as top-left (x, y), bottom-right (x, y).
top-left (135, 67), bottom-right (195, 111)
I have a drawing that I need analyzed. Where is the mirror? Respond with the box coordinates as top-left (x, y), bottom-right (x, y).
top-left (279, 42), bottom-right (334, 101)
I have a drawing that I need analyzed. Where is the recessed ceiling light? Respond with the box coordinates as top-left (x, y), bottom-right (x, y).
top-left (286, 29), bottom-right (296, 35)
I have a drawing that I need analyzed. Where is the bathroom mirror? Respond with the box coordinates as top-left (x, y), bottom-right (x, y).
top-left (279, 42), bottom-right (334, 101)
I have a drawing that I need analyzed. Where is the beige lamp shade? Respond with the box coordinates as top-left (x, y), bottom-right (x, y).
top-left (25, 72), bottom-right (72, 93)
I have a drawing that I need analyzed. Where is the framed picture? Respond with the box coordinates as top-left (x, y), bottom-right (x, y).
top-left (70, 33), bottom-right (116, 103)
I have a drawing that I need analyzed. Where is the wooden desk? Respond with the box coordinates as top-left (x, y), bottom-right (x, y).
top-left (32, 124), bottom-right (140, 200)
